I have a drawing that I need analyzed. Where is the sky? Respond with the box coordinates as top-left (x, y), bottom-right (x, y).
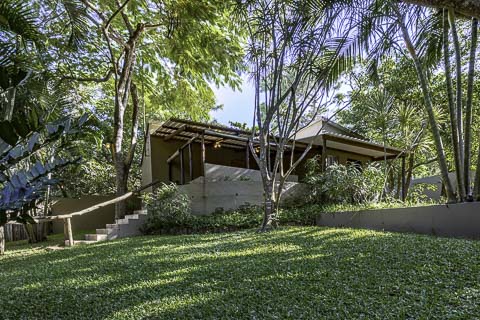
top-left (209, 74), bottom-right (351, 127)
top-left (209, 74), bottom-right (255, 126)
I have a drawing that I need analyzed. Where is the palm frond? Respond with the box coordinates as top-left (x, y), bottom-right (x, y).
top-left (0, 0), bottom-right (40, 40)
top-left (60, 0), bottom-right (89, 50)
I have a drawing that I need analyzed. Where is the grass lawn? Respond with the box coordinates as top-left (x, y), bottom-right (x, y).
top-left (1, 227), bottom-right (479, 319)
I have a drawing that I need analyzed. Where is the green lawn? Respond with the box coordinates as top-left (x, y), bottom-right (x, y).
top-left (1, 227), bottom-right (479, 319)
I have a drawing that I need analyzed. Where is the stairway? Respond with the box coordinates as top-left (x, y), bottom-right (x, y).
top-left (65, 210), bottom-right (148, 246)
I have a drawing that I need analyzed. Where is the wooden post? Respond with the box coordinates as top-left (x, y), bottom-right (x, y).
top-left (245, 140), bottom-right (250, 169)
top-left (168, 162), bottom-right (172, 182)
top-left (188, 143), bottom-right (193, 182)
top-left (201, 132), bottom-right (207, 206)
top-left (201, 132), bottom-right (206, 177)
top-left (180, 147), bottom-right (185, 185)
top-left (321, 136), bottom-right (327, 172)
top-left (64, 217), bottom-right (74, 247)
top-left (401, 155), bottom-right (406, 201)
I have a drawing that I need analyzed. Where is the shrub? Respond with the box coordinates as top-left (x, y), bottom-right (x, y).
top-left (142, 183), bottom-right (192, 231)
top-left (304, 160), bottom-right (384, 205)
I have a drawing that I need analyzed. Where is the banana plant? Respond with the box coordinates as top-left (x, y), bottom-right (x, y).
top-left (0, 112), bottom-right (89, 253)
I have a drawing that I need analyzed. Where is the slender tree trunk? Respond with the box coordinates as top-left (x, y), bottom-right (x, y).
top-left (261, 178), bottom-right (276, 231)
top-left (448, 9), bottom-right (465, 201)
top-left (449, 9), bottom-right (465, 173)
top-left (464, 18), bottom-right (478, 198)
top-left (474, 146), bottom-right (480, 200)
top-left (404, 152), bottom-right (416, 198)
top-left (443, 9), bottom-right (465, 201)
top-left (395, 5), bottom-right (456, 202)
top-left (0, 225), bottom-right (5, 255)
top-left (3, 88), bottom-right (16, 121)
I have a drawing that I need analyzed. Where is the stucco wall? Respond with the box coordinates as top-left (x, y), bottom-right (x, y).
top-left (196, 163), bottom-right (298, 182)
top-left (316, 202), bottom-right (480, 239)
top-left (180, 181), bottom-right (307, 215)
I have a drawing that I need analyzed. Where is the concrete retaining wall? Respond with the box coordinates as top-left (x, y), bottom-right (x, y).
top-left (199, 163), bottom-right (298, 182)
top-left (316, 202), bottom-right (480, 239)
top-left (180, 181), bottom-right (307, 215)
top-left (51, 196), bottom-right (116, 233)
top-left (50, 196), bottom-right (141, 233)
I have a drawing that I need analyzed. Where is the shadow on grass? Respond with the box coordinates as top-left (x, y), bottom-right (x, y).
top-left (1, 227), bottom-right (479, 319)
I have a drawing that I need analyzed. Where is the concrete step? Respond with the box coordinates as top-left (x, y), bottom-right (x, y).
top-left (124, 214), bottom-right (139, 220)
top-left (115, 218), bottom-right (129, 224)
top-left (85, 234), bottom-right (108, 241)
top-left (65, 240), bottom-right (97, 246)
top-left (96, 228), bottom-right (117, 235)
top-left (134, 210), bottom-right (147, 215)
top-left (106, 224), bottom-right (119, 229)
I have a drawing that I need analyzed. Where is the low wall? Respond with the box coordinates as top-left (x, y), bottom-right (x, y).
top-left (180, 181), bottom-right (307, 215)
top-left (50, 196), bottom-right (116, 233)
top-left (196, 163), bottom-right (298, 183)
top-left (316, 202), bottom-right (480, 239)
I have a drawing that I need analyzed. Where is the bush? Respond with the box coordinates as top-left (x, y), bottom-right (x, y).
top-left (304, 160), bottom-right (384, 205)
top-left (143, 183), bottom-right (191, 231)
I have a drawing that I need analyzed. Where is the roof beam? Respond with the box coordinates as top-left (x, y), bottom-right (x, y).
top-left (164, 125), bottom-right (186, 141)
top-left (372, 154), bottom-right (404, 162)
top-left (324, 133), bottom-right (403, 155)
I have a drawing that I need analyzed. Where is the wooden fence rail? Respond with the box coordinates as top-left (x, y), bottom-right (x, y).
top-left (30, 180), bottom-right (159, 247)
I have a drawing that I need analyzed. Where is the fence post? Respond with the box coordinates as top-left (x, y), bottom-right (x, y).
top-left (64, 218), bottom-right (74, 247)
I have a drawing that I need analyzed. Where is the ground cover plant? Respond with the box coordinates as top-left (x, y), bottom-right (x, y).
top-left (1, 226), bottom-right (479, 319)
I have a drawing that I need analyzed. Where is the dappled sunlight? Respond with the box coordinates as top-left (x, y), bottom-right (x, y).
top-left (1, 227), bottom-right (480, 318)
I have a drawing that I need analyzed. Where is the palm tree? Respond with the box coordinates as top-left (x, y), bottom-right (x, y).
top-left (393, 3), bottom-right (456, 202)
top-left (443, 8), bottom-right (465, 201)
top-left (465, 17), bottom-right (478, 198)
top-left (354, 0), bottom-right (480, 203)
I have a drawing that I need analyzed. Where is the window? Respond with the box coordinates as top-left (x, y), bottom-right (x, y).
top-left (326, 155), bottom-right (338, 167)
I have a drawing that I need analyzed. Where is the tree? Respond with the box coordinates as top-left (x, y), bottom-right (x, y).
top-left (0, 0), bottom-right (95, 251)
top-left (353, 0), bottom-right (480, 202)
top-left (242, 0), bottom-right (361, 231)
top-left (337, 58), bottom-right (444, 200)
top-left (63, 0), bottom-right (244, 218)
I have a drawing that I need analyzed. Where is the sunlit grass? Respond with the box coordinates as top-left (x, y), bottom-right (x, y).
top-left (1, 227), bottom-right (479, 319)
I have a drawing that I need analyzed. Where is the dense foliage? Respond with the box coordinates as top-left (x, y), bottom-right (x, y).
top-left (304, 160), bottom-right (385, 204)
top-left (143, 183), bottom-right (191, 230)
top-left (2, 227), bottom-right (480, 318)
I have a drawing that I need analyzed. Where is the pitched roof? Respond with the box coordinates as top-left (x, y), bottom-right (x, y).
top-left (149, 117), bottom-right (403, 160)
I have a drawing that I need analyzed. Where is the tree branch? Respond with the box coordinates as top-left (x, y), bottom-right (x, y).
top-left (61, 69), bottom-right (113, 83)
top-left (105, 0), bottom-right (132, 31)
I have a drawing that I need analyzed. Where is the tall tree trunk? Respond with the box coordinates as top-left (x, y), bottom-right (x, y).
top-left (443, 9), bottom-right (465, 201)
top-left (395, 5), bottom-right (457, 202)
top-left (112, 31), bottom-right (140, 219)
top-left (449, 9), bottom-right (466, 201)
top-left (115, 163), bottom-right (129, 219)
top-left (0, 225), bottom-right (4, 255)
top-left (464, 17), bottom-right (478, 198)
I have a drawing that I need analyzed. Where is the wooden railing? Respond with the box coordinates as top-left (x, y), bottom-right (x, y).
top-left (31, 180), bottom-right (159, 247)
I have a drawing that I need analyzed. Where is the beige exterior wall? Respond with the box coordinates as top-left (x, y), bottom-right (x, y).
top-left (147, 135), bottom-right (373, 185)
